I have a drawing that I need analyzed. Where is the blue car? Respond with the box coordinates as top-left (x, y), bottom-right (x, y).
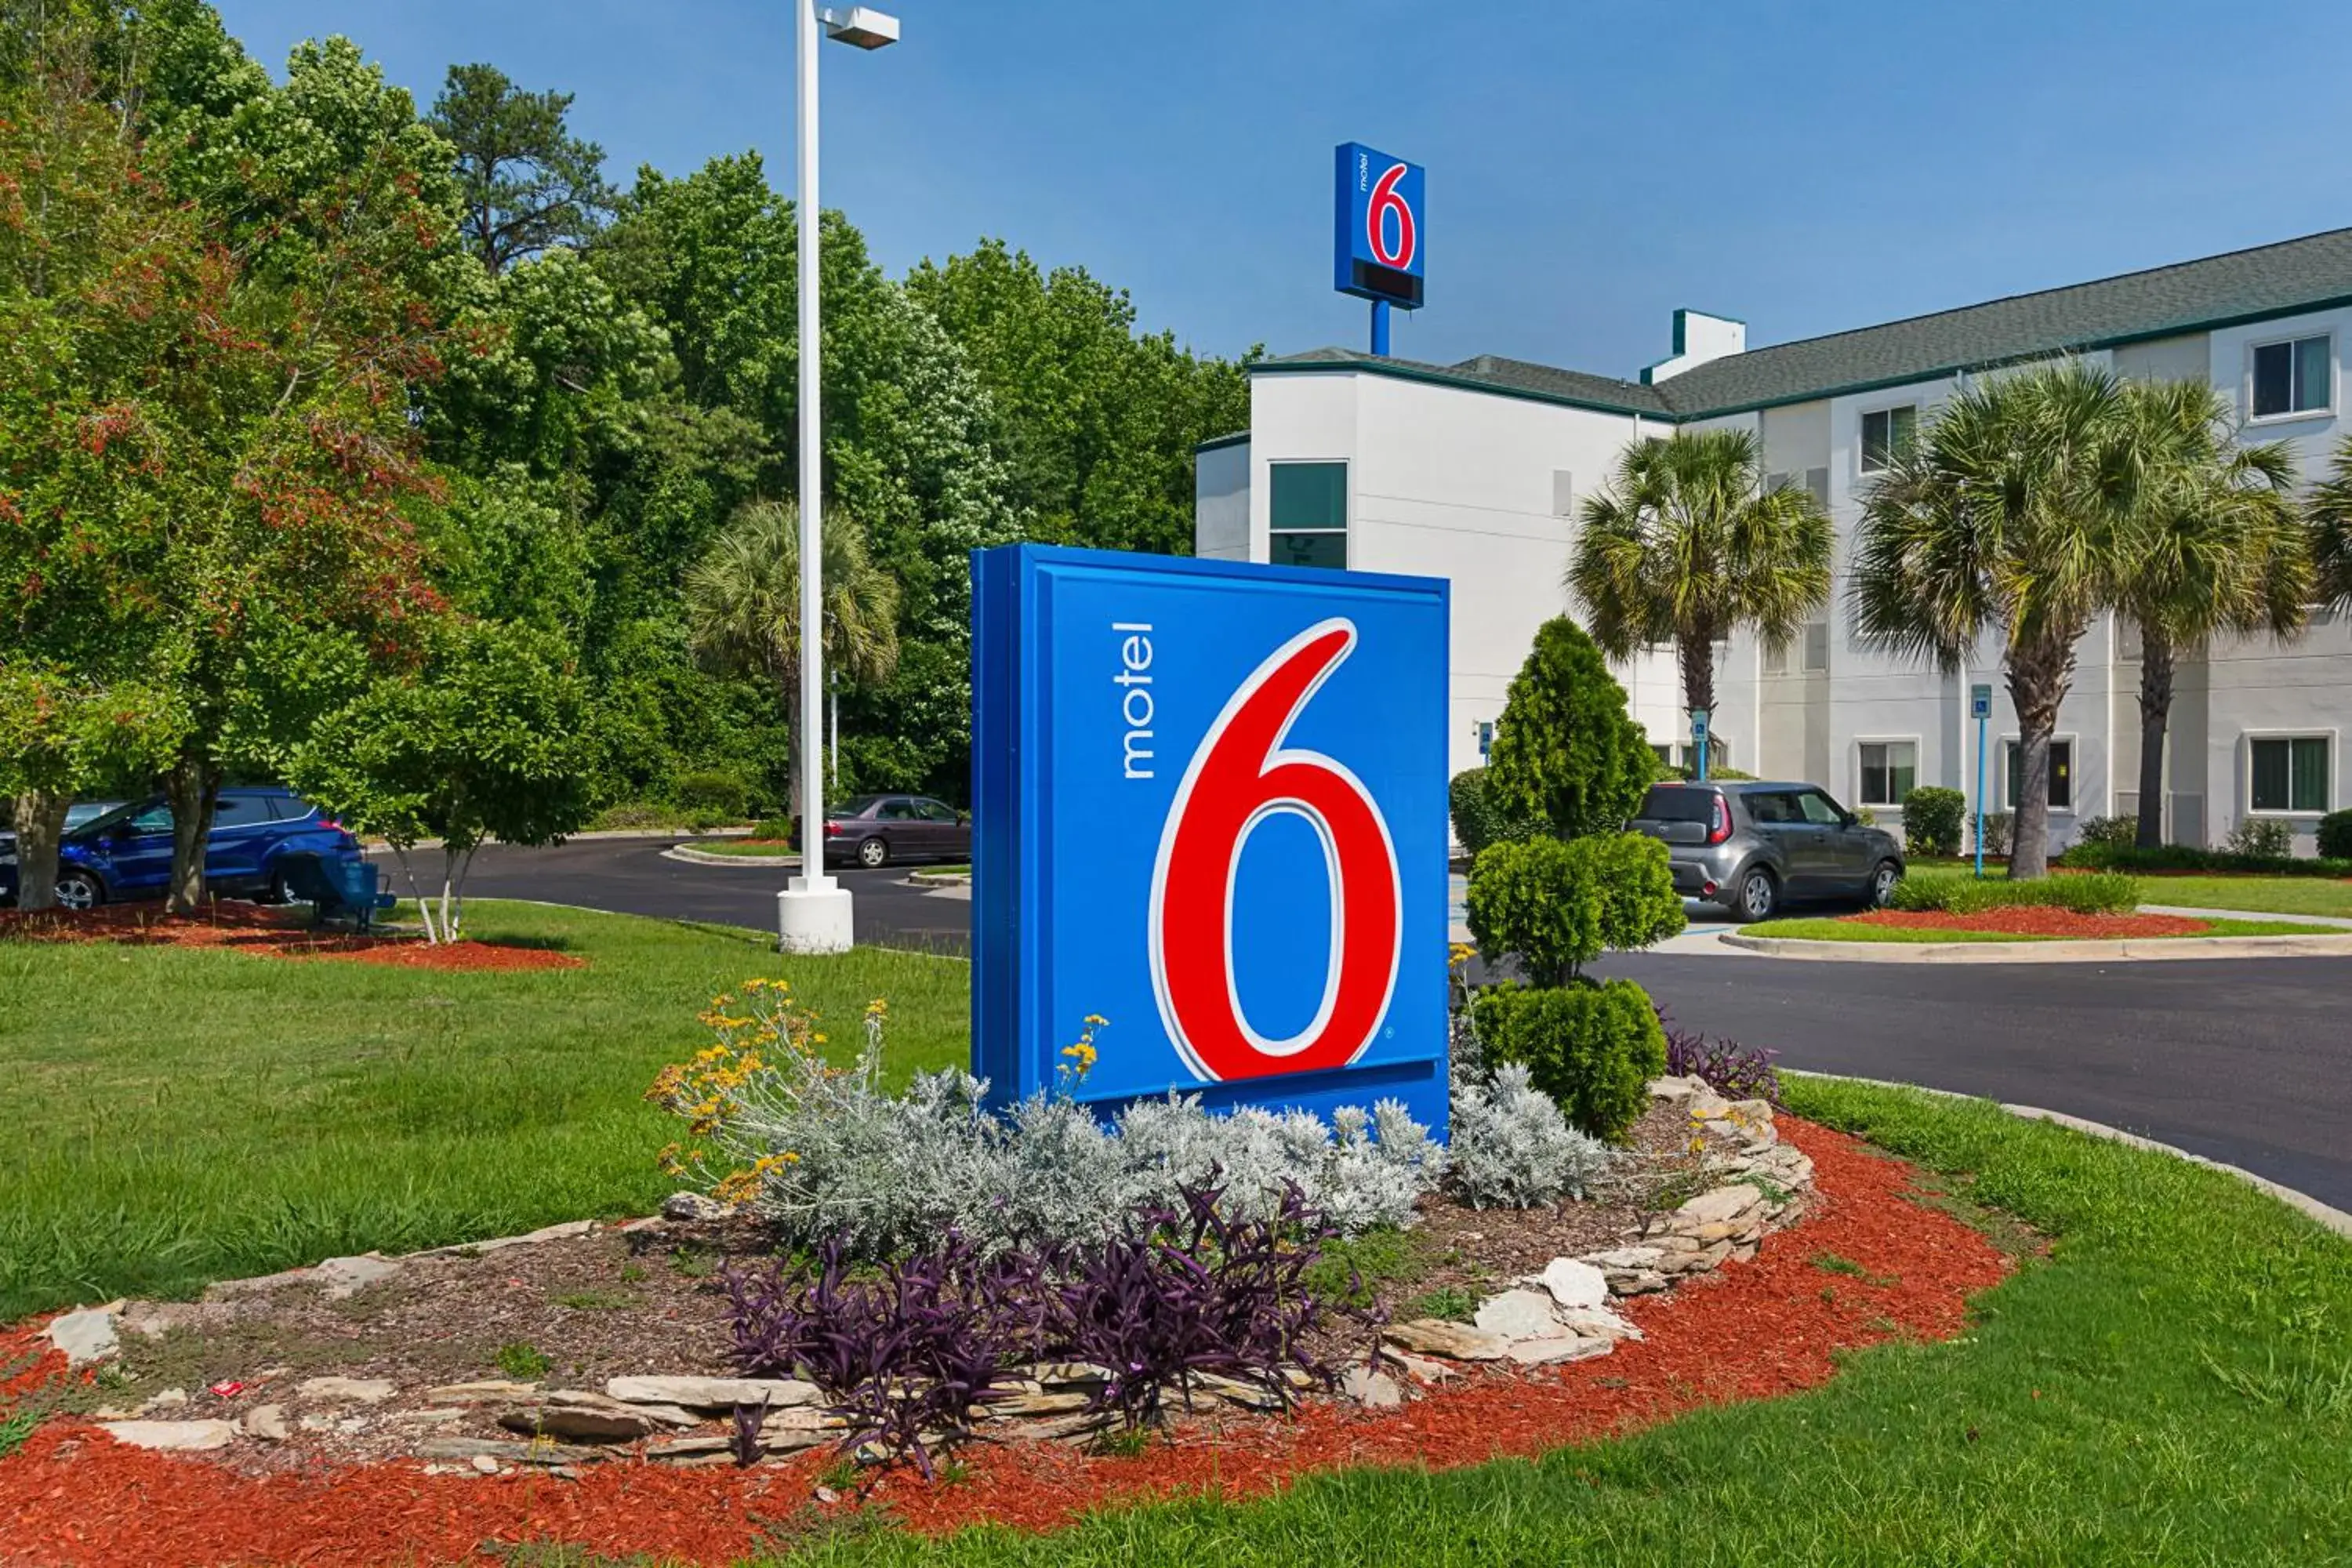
top-left (0, 786), bottom-right (364, 910)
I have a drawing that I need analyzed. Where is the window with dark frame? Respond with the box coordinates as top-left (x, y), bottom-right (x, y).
top-left (1858, 742), bottom-right (1918, 808)
top-left (1269, 462), bottom-right (1348, 569)
top-left (2250, 736), bottom-right (2329, 813)
top-left (2005, 739), bottom-right (2074, 811)
top-left (1860, 405), bottom-right (1916, 473)
top-left (2252, 336), bottom-right (2330, 418)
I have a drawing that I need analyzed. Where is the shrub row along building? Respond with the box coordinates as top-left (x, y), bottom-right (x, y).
top-left (1196, 227), bottom-right (2352, 852)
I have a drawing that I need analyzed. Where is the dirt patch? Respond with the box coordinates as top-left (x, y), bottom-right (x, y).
top-left (1850, 908), bottom-right (2213, 938)
top-left (0, 902), bottom-right (582, 971)
top-left (0, 1120), bottom-right (2011, 1566)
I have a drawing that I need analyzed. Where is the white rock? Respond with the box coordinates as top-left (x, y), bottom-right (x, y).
top-left (423, 1380), bottom-right (541, 1404)
top-left (661, 1192), bottom-right (733, 1222)
top-left (1579, 1246), bottom-right (1664, 1271)
top-left (471, 1454), bottom-right (500, 1475)
top-left (43, 1306), bottom-right (121, 1366)
top-left (1647, 1076), bottom-right (1709, 1102)
top-left (1530, 1258), bottom-right (1610, 1312)
top-left (314, 1254), bottom-right (403, 1301)
top-left (240, 1404), bottom-right (290, 1442)
top-left (1554, 1305), bottom-right (1642, 1341)
top-left (1383, 1319), bottom-right (1512, 1362)
top-left (1340, 1367), bottom-right (1403, 1408)
top-left (604, 1375), bottom-right (820, 1410)
top-left (1673, 1184), bottom-right (1764, 1229)
top-left (1385, 1351), bottom-right (1459, 1385)
top-left (298, 1376), bottom-right (397, 1405)
top-left (140, 1388), bottom-right (190, 1414)
top-left (1506, 1336), bottom-right (1614, 1367)
top-left (100, 1420), bottom-right (238, 1452)
top-left (1472, 1288), bottom-right (1567, 1341)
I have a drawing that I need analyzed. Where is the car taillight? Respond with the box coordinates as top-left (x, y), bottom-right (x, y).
top-left (826, 821), bottom-right (843, 837)
top-left (316, 817), bottom-right (341, 833)
top-left (1706, 795), bottom-right (1733, 845)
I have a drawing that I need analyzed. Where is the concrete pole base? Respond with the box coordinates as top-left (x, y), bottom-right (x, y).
top-left (777, 877), bottom-right (855, 955)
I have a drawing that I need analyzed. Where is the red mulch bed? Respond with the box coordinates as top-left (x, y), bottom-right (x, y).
top-left (0, 903), bottom-right (582, 972)
top-left (0, 1121), bottom-right (2010, 1566)
top-left (1852, 908), bottom-right (2211, 938)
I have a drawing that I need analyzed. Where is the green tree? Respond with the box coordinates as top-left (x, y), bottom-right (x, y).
top-left (684, 499), bottom-right (902, 806)
top-left (2111, 379), bottom-right (2310, 849)
top-left (906, 238), bottom-right (1253, 554)
top-left (1486, 618), bottom-right (1657, 841)
top-left (2303, 435), bottom-right (2352, 616)
top-left (426, 61), bottom-right (612, 275)
top-left (291, 619), bottom-right (598, 942)
top-left (1568, 426), bottom-right (1833, 761)
top-left (1850, 361), bottom-right (2135, 880)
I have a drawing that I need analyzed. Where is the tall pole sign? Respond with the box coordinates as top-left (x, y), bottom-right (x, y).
top-left (1690, 707), bottom-right (1711, 782)
top-left (1970, 684), bottom-right (1993, 879)
top-left (1334, 143), bottom-right (1425, 358)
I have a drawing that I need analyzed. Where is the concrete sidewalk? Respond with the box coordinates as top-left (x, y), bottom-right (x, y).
top-left (2146, 903), bottom-right (2352, 930)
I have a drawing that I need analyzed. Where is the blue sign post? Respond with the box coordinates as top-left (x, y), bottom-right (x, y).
top-left (1334, 143), bottom-right (1425, 358)
top-left (1970, 683), bottom-right (1993, 878)
top-left (1690, 707), bottom-right (1711, 783)
top-left (971, 545), bottom-right (1451, 1136)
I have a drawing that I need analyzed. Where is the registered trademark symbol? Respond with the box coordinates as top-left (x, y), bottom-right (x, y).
top-left (1383, 1027), bottom-right (1394, 1039)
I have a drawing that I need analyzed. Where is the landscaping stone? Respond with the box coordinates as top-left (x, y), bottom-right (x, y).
top-left (646, 1435), bottom-right (732, 1462)
top-left (604, 1374), bottom-right (819, 1410)
top-left (201, 1267), bottom-right (313, 1303)
top-left (298, 1377), bottom-right (397, 1405)
top-left (1671, 1183), bottom-right (1766, 1230)
top-left (43, 1305), bottom-right (121, 1366)
top-left (989, 1389), bottom-right (1096, 1417)
top-left (100, 1420), bottom-right (239, 1452)
top-left (415, 1436), bottom-right (608, 1467)
top-left (240, 1405), bottom-right (290, 1443)
top-left (662, 1192), bottom-right (733, 1222)
top-left (470, 1455), bottom-right (500, 1475)
top-left (1383, 1318), bottom-right (1512, 1361)
top-left (139, 1388), bottom-right (189, 1414)
top-left (1529, 1257), bottom-right (1610, 1311)
top-left (1192, 1372), bottom-right (1289, 1410)
top-left (499, 1403), bottom-right (658, 1443)
top-left (1553, 1305), bottom-right (1642, 1341)
top-left (1384, 1351), bottom-right (1459, 1385)
top-left (1341, 1366), bottom-right (1404, 1408)
top-left (1504, 1335), bottom-right (1613, 1367)
top-left (384, 1408), bottom-right (466, 1427)
top-left (314, 1254), bottom-right (403, 1301)
top-left (1024, 1361), bottom-right (1116, 1387)
top-left (1473, 1287), bottom-right (1568, 1341)
top-left (422, 1380), bottom-right (541, 1404)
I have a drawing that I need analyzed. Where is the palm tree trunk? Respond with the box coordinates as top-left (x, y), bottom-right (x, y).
top-left (2004, 641), bottom-right (2072, 880)
top-left (9, 790), bottom-right (70, 913)
top-left (1679, 629), bottom-right (1717, 773)
top-left (2135, 627), bottom-right (2175, 851)
top-left (163, 757), bottom-right (220, 915)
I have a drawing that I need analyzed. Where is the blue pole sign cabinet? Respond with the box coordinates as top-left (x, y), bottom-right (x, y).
top-left (971, 544), bottom-right (1450, 1137)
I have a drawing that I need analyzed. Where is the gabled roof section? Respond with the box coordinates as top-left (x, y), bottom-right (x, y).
top-left (1253, 227), bottom-right (2352, 423)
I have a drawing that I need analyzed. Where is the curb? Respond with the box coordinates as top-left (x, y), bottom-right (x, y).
top-left (1789, 1070), bottom-right (2352, 1240)
top-left (1721, 931), bottom-right (2352, 964)
top-left (906, 871), bottom-right (971, 887)
top-left (363, 828), bottom-right (754, 851)
top-left (661, 845), bottom-right (800, 869)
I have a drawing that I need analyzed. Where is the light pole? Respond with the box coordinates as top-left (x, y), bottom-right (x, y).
top-left (777, 1), bottom-right (898, 956)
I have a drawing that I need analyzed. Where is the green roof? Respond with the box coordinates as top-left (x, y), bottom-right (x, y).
top-left (1255, 226), bottom-right (2352, 422)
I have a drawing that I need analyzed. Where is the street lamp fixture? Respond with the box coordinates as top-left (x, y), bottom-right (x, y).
top-left (777, 0), bottom-right (901, 956)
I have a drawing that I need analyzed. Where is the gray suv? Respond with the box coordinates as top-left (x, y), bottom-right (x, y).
top-left (1629, 781), bottom-right (1904, 923)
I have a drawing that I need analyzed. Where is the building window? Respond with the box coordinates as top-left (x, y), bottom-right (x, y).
top-left (1860, 405), bottom-right (1916, 474)
top-left (1269, 461), bottom-right (1347, 568)
top-left (2250, 735), bottom-right (2330, 813)
top-left (1857, 742), bottom-right (1918, 808)
top-left (1552, 470), bottom-right (1575, 518)
top-left (2252, 336), bottom-right (2331, 419)
top-left (1802, 621), bottom-right (1830, 672)
top-left (2005, 738), bottom-right (2074, 811)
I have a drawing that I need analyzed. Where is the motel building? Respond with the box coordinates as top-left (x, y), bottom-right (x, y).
top-left (1194, 226), bottom-right (2352, 855)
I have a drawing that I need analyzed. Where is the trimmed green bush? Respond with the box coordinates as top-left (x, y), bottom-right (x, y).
top-left (2059, 841), bottom-right (2352, 877)
top-left (1889, 870), bottom-right (2142, 916)
top-left (1899, 786), bottom-right (1965, 857)
top-left (1486, 618), bottom-right (1656, 841)
top-left (2320, 810), bottom-right (2352, 862)
top-left (2225, 816), bottom-right (2295, 859)
top-left (2073, 814), bottom-right (2139, 851)
top-left (670, 769), bottom-right (749, 822)
top-left (1973, 810), bottom-right (2013, 858)
top-left (1469, 979), bottom-right (1666, 1142)
top-left (1448, 768), bottom-right (1541, 857)
top-left (1466, 833), bottom-right (1685, 984)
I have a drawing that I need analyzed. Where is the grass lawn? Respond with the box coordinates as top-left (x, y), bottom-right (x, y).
top-left (687, 840), bottom-right (801, 858)
top-left (0, 901), bottom-right (968, 1322)
top-left (742, 1076), bottom-right (2352, 1566)
top-left (1745, 915), bottom-right (2334, 943)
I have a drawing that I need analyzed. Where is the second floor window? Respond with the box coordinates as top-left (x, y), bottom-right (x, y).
top-left (2252, 335), bottom-right (2330, 418)
top-left (1860, 405), bottom-right (1916, 473)
top-left (1269, 462), bottom-right (1347, 569)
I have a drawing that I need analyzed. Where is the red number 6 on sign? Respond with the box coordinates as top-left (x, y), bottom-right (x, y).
top-left (1148, 619), bottom-right (1404, 1082)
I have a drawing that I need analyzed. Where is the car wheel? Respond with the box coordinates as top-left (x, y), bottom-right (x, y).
top-left (1867, 859), bottom-right (1902, 909)
top-left (54, 869), bottom-right (103, 911)
top-left (1731, 867), bottom-right (1778, 924)
top-left (857, 837), bottom-right (890, 869)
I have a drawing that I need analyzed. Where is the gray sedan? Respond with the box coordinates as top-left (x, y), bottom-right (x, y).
top-left (1628, 780), bottom-right (1905, 923)
top-left (820, 794), bottom-right (971, 870)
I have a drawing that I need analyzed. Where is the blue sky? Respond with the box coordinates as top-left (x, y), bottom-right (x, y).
top-left (214, 1), bottom-right (2352, 379)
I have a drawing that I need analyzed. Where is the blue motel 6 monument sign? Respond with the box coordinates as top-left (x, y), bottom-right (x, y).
top-left (971, 546), bottom-right (1451, 1135)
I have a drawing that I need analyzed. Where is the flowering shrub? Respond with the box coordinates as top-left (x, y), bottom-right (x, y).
top-left (1447, 1062), bottom-right (1615, 1208)
top-left (649, 982), bottom-right (1444, 1254)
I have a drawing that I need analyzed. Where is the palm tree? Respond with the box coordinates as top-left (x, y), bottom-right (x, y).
top-left (2306, 434), bottom-right (2352, 615)
top-left (684, 499), bottom-right (902, 806)
top-left (1849, 361), bottom-right (2136, 880)
top-left (2112, 380), bottom-right (2309, 849)
top-left (1568, 427), bottom-right (1834, 771)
